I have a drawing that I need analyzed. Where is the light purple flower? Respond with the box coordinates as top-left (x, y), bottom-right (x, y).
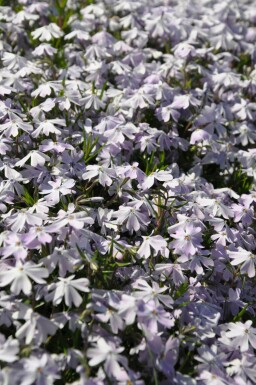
top-left (113, 202), bottom-right (150, 233)
top-left (169, 222), bottom-right (203, 255)
top-left (20, 354), bottom-right (60, 385)
top-left (87, 337), bottom-right (127, 379)
top-left (137, 300), bottom-right (174, 334)
top-left (132, 279), bottom-right (173, 308)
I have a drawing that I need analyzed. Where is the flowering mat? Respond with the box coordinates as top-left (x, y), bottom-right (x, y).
top-left (1, 0), bottom-right (256, 384)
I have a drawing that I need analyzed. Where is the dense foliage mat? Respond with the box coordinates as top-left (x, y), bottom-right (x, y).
top-left (1, 0), bottom-right (256, 384)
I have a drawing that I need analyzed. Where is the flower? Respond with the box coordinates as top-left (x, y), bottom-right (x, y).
top-left (169, 222), bottom-right (203, 256)
top-left (195, 345), bottom-right (224, 372)
top-left (32, 119), bottom-right (66, 138)
top-left (0, 114), bottom-right (32, 137)
top-left (198, 368), bottom-right (229, 385)
top-left (87, 337), bottom-right (127, 379)
top-left (132, 279), bottom-right (173, 308)
top-left (31, 23), bottom-right (64, 41)
top-left (155, 263), bottom-right (188, 286)
top-left (137, 300), bottom-right (174, 334)
top-left (112, 202), bottom-right (150, 233)
top-left (20, 354), bottom-right (60, 385)
top-left (118, 294), bottom-right (137, 325)
top-left (224, 352), bottom-right (256, 383)
top-left (0, 261), bottom-right (48, 295)
top-left (93, 299), bottom-right (124, 334)
top-left (39, 177), bottom-right (75, 204)
top-left (31, 81), bottom-right (62, 98)
top-left (41, 247), bottom-right (80, 277)
top-left (14, 306), bottom-right (58, 345)
top-left (0, 232), bottom-right (28, 260)
top-left (32, 43), bottom-right (57, 57)
top-left (0, 334), bottom-right (19, 362)
top-left (137, 235), bottom-right (168, 259)
top-left (46, 203), bottom-right (94, 231)
top-left (4, 208), bottom-right (43, 232)
top-left (46, 275), bottom-right (90, 307)
top-left (15, 150), bottom-right (50, 167)
top-left (23, 226), bottom-right (52, 248)
top-left (220, 321), bottom-right (256, 352)
top-left (228, 247), bottom-right (256, 277)
top-left (82, 165), bottom-right (115, 187)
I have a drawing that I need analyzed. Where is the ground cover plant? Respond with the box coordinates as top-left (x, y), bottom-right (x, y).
top-left (1, 0), bottom-right (256, 383)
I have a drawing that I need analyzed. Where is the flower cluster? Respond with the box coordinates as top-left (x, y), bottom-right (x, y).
top-left (1, 0), bottom-right (256, 384)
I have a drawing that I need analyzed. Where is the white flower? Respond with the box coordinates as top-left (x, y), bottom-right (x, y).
top-left (30, 99), bottom-right (56, 119)
top-left (228, 248), bottom-right (256, 278)
top-left (14, 306), bottom-right (58, 345)
top-left (80, 93), bottom-right (106, 110)
top-left (174, 42), bottom-right (196, 59)
top-left (15, 150), bottom-right (50, 167)
top-left (0, 114), bottom-right (32, 137)
top-left (82, 165), bottom-right (115, 187)
top-left (118, 294), bottom-right (137, 325)
top-left (112, 202), bottom-right (150, 233)
top-left (137, 235), bottom-right (168, 259)
top-left (234, 123), bottom-right (256, 146)
top-left (0, 334), bottom-right (19, 362)
top-left (31, 23), bottom-right (64, 42)
top-left (41, 247), bottom-right (79, 277)
top-left (200, 198), bottom-right (234, 219)
top-left (31, 81), bottom-right (62, 98)
top-left (140, 169), bottom-right (173, 190)
top-left (32, 118), bottom-right (66, 138)
top-left (0, 232), bottom-right (27, 260)
top-left (95, 303), bottom-right (124, 334)
top-left (0, 85), bottom-right (13, 96)
top-left (132, 278), bottom-right (173, 308)
top-left (39, 177), bottom-right (75, 204)
top-left (20, 354), bottom-right (60, 385)
top-left (2, 52), bottom-right (27, 70)
top-left (32, 43), bottom-right (57, 57)
top-left (0, 261), bottom-right (49, 295)
top-left (4, 166), bottom-right (26, 196)
top-left (221, 321), bottom-right (256, 352)
top-left (87, 337), bottom-right (127, 378)
top-left (46, 275), bottom-right (90, 307)
top-left (126, 88), bottom-right (154, 109)
top-left (64, 29), bottom-right (90, 41)
top-left (198, 369), bottom-right (229, 385)
top-left (46, 203), bottom-right (94, 231)
top-left (5, 209), bottom-right (43, 232)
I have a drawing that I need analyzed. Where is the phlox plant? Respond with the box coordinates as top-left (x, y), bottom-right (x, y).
top-left (0, 0), bottom-right (256, 384)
